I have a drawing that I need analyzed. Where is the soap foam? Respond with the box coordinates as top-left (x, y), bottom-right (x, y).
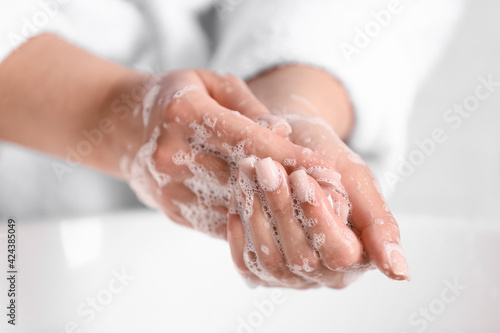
top-left (125, 111), bottom-right (355, 282)
top-left (142, 85), bottom-right (162, 128)
top-left (126, 125), bottom-right (166, 208)
top-left (173, 84), bottom-right (198, 99)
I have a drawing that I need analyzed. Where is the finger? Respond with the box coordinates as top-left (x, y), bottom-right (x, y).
top-left (254, 158), bottom-right (349, 287)
top-left (239, 157), bottom-right (309, 287)
top-left (227, 199), bottom-right (270, 287)
top-left (171, 146), bottom-right (232, 192)
top-left (194, 152), bottom-right (230, 183)
top-left (153, 181), bottom-right (228, 238)
top-left (289, 169), bottom-right (365, 271)
top-left (155, 129), bottom-right (230, 186)
top-left (153, 127), bottom-right (231, 238)
top-left (336, 152), bottom-right (411, 281)
top-left (195, 70), bottom-right (291, 138)
top-left (196, 70), bottom-right (272, 122)
top-left (163, 87), bottom-right (334, 174)
top-left (307, 166), bottom-right (350, 224)
top-left (256, 114), bottom-right (292, 138)
top-left (232, 157), bottom-right (277, 284)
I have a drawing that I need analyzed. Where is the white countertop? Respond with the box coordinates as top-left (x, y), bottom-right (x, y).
top-left (1, 209), bottom-right (498, 333)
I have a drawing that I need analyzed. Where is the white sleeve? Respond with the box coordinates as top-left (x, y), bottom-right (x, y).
top-left (209, 0), bottom-right (464, 191)
top-left (0, 0), bottom-right (150, 66)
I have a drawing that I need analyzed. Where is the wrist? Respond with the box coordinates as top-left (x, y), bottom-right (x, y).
top-left (0, 33), bottom-right (148, 178)
top-left (96, 70), bottom-right (154, 178)
top-left (247, 64), bottom-right (355, 140)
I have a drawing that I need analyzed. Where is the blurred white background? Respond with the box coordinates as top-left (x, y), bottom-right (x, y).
top-left (391, 0), bottom-right (500, 225)
top-left (0, 0), bottom-right (499, 332)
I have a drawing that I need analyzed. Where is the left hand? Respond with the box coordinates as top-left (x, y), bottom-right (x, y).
top-left (288, 114), bottom-right (409, 281)
top-left (115, 69), bottom-right (343, 242)
top-left (228, 155), bottom-right (367, 289)
top-left (243, 65), bottom-right (410, 285)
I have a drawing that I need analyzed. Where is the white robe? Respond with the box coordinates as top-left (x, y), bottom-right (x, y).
top-left (0, 0), bottom-right (464, 217)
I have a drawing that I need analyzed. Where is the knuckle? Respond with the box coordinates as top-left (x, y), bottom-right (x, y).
top-left (227, 215), bottom-right (245, 240)
top-left (259, 254), bottom-right (285, 272)
top-left (321, 273), bottom-right (348, 289)
top-left (224, 73), bottom-right (244, 86)
top-left (384, 218), bottom-right (401, 232)
top-left (272, 205), bottom-right (291, 221)
top-left (321, 249), bottom-right (358, 271)
top-left (152, 144), bottom-right (177, 172)
top-left (288, 254), bottom-right (321, 273)
top-left (195, 68), bottom-right (214, 78)
top-left (260, 258), bottom-right (301, 284)
top-left (163, 98), bottom-right (185, 122)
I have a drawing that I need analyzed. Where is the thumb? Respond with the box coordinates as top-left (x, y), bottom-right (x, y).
top-left (196, 70), bottom-right (271, 121)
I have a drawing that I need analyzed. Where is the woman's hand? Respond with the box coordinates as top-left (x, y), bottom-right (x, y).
top-left (0, 33), bottom-right (407, 288)
top-left (245, 65), bottom-right (411, 285)
top-left (228, 156), bottom-right (366, 289)
top-left (116, 69), bottom-right (338, 239)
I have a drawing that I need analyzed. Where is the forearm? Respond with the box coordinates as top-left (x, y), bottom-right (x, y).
top-left (0, 33), bottom-right (144, 177)
top-left (247, 64), bottom-right (354, 140)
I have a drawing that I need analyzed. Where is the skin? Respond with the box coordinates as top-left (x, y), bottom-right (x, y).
top-left (227, 65), bottom-right (411, 287)
top-left (247, 65), bottom-right (355, 141)
top-left (0, 34), bottom-right (410, 289)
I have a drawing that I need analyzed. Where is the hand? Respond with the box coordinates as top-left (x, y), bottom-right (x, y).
top-left (245, 65), bottom-right (410, 285)
top-left (117, 69), bottom-right (337, 239)
top-left (289, 114), bottom-right (410, 282)
top-left (228, 156), bottom-right (365, 289)
top-left (0, 35), bottom-right (400, 288)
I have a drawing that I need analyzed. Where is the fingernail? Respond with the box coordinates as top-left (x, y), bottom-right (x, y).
top-left (330, 199), bottom-right (349, 225)
top-left (387, 244), bottom-right (411, 281)
top-left (290, 170), bottom-right (318, 206)
top-left (255, 158), bottom-right (282, 191)
top-left (273, 121), bottom-right (292, 136)
top-left (258, 114), bottom-right (292, 136)
top-left (238, 156), bottom-right (257, 174)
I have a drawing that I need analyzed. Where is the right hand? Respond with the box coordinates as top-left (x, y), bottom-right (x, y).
top-left (118, 69), bottom-right (336, 239)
